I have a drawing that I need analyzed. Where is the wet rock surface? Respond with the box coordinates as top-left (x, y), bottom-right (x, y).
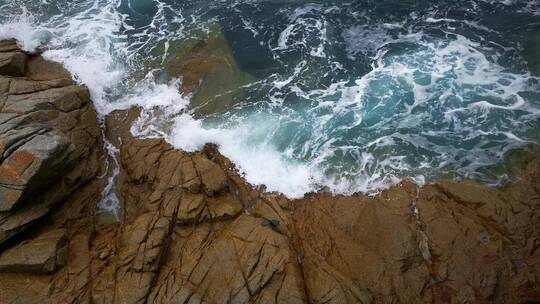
top-left (0, 40), bottom-right (539, 303)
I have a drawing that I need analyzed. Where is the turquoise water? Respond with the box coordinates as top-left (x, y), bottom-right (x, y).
top-left (1, 0), bottom-right (539, 197)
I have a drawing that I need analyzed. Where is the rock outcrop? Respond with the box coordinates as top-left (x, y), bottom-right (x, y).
top-left (0, 40), bottom-right (539, 303)
top-left (0, 40), bottom-right (107, 303)
top-left (0, 40), bottom-right (104, 246)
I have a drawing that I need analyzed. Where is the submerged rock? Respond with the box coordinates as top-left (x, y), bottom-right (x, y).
top-left (167, 24), bottom-right (254, 115)
top-left (0, 40), bottom-right (539, 303)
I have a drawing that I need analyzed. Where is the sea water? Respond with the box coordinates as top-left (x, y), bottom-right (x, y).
top-left (1, 0), bottom-right (539, 199)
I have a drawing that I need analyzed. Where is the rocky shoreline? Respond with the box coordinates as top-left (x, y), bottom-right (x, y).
top-left (0, 40), bottom-right (539, 303)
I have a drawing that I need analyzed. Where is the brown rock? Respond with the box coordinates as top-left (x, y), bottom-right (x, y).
top-left (193, 154), bottom-right (228, 195)
top-left (0, 40), bottom-right (105, 304)
top-left (147, 215), bottom-right (307, 304)
top-left (0, 229), bottom-right (67, 273)
top-left (8, 78), bottom-right (72, 95)
top-left (26, 55), bottom-right (73, 81)
top-left (0, 42), bottom-right (104, 245)
top-left (0, 40), bottom-right (19, 53)
top-left (0, 52), bottom-right (27, 77)
top-left (0, 134), bottom-right (68, 212)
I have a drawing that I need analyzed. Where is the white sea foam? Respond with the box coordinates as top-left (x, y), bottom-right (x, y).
top-left (274, 4), bottom-right (329, 58)
top-left (168, 114), bottom-right (317, 198)
top-left (0, 1), bottom-right (128, 113)
top-left (0, 8), bottom-right (46, 51)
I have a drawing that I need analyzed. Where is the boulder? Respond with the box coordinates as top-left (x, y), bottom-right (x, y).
top-left (0, 43), bottom-right (104, 244)
top-left (0, 229), bottom-right (68, 273)
top-left (0, 134), bottom-right (69, 212)
top-left (0, 40), bottom-right (19, 53)
top-left (0, 52), bottom-right (27, 77)
top-left (0, 41), bottom-right (105, 304)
